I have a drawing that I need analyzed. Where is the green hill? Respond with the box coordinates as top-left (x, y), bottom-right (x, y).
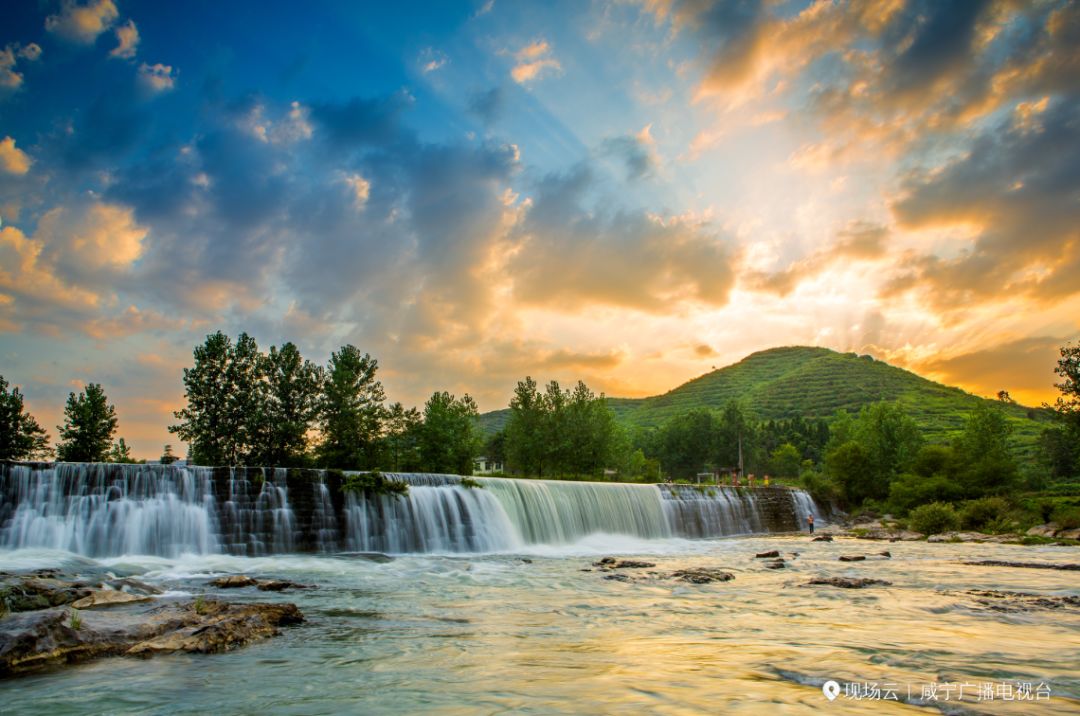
top-left (477, 346), bottom-right (1053, 456)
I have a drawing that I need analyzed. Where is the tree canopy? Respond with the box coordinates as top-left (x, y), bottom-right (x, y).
top-left (0, 375), bottom-right (50, 461)
top-left (56, 383), bottom-right (118, 463)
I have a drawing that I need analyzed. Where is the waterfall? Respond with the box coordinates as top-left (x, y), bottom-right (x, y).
top-left (0, 463), bottom-right (823, 557)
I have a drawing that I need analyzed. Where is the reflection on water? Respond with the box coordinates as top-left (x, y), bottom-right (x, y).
top-left (1, 537), bottom-right (1078, 715)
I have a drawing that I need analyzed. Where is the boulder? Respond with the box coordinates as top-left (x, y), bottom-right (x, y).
top-left (838, 555), bottom-right (866, 562)
top-left (1060, 529), bottom-right (1080, 540)
top-left (755, 550), bottom-right (780, 559)
top-left (0, 574), bottom-right (92, 613)
top-left (764, 560), bottom-right (786, 570)
top-left (805, 577), bottom-right (891, 589)
top-left (70, 590), bottom-right (153, 609)
top-left (812, 535), bottom-right (833, 542)
top-left (1026, 524), bottom-right (1059, 538)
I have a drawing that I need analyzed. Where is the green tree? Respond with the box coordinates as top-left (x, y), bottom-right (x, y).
top-left (1040, 341), bottom-right (1080, 478)
top-left (418, 391), bottom-right (480, 474)
top-left (562, 381), bottom-right (618, 476)
top-left (109, 437), bottom-right (135, 463)
top-left (317, 345), bottom-right (386, 469)
top-left (951, 403), bottom-right (1018, 495)
top-left (383, 402), bottom-right (423, 471)
top-left (769, 443), bottom-right (802, 478)
top-left (171, 332), bottom-right (233, 465)
top-left (260, 342), bottom-right (321, 466)
top-left (223, 332), bottom-right (267, 464)
top-left (825, 440), bottom-right (876, 504)
top-left (56, 383), bottom-right (118, 462)
top-left (505, 376), bottom-right (545, 475)
top-left (0, 375), bottom-right (50, 460)
top-left (160, 444), bottom-right (178, 464)
top-left (658, 409), bottom-right (717, 478)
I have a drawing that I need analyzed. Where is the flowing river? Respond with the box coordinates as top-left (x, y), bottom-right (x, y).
top-left (1, 464), bottom-right (1078, 714)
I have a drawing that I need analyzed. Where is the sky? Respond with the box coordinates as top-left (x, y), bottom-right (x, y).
top-left (1, 0), bottom-right (1078, 459)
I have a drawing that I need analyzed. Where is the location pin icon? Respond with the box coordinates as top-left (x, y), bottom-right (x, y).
top-left (822, 680), bottom-right (840, 701)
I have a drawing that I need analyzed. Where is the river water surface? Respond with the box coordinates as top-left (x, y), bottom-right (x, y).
top-left (2, 535), bottom-right (1078, 715)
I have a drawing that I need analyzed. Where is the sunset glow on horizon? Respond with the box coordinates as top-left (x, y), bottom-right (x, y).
top-left (1, 0), bottom-right (1078, 458)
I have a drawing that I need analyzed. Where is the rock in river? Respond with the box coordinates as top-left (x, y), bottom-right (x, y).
top-left (669, 569), bottom-right (735, 584)
top-left (0, 599), bottom-right (304, 676)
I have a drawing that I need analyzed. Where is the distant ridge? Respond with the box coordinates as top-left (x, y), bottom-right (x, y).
top-left (477, 346), bottom-right (1050, 453)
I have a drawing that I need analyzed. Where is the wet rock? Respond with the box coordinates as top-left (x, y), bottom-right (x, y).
top-left (0, 600), bottom-right (304, 676)
top-left (108, 578), bottom-right (163, 595)
top-left (603, 573), bottom-right (632, 582)
top-left (70, 590), bottom-right (153, 609)
top-left (838, 555), bottom-right (866, 562)
top-left (520, 558), bottom-right (533, 564)
top-left (755, 550), bottom-right (780, 559)
top-left (255, 580), bottom-right (312, 592)
top-left (595, 557), bottom-right (617, 566)
top-left (0, 574), bottom-right (92, 613)
top-left (669, 569), bottom-right (735, 584)
top-left (764, 560), bottom-right (786, 570)
top-left (961, 560), bottom-right (1080, 571)
top-left (956, 590), bottom-right (1080, 612)
top-left (805, 577), bottom-right (891, 589)
top-left (209, 576), bottom-right (259, 589)
top-left (879, 551), bottom-right (891, 559)
top-left (127, 602), bottom-right (304, 656)
top-left (812, 535), bottom-right (833, 542)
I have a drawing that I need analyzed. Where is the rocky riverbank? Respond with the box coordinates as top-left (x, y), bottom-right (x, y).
top-left (809, 516), bottom-right (1080, 545)
top-left (0, 570), bottom-right (303, 677)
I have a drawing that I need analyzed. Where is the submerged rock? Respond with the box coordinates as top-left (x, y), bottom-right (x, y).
top-left (764, 560), bottom-right (786, 570)
top-left (961, 560), bottom-right (1080, 571)
top-left (209, 576), bottom-right (259, 589)
top-left (811, 535), bottom-right (833, 542)
top-left (336, 552), bottom-right (394, 563)
top-left (592, 558), bottom-right (656, 569)
top-left (255, 580), bottom-right (312, 592)
top-left (0, 600), bottom-right (304, 676)
top-left (669, 569), bottom-right (735, 584)
top-left (956, 590), bottom-right (1080, 612)
top-left (838, 555), bottom-right (866, 562)
top-left (805, 577), bottom-right (891, 589)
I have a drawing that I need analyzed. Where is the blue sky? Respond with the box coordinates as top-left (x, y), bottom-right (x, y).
top-left (1, 0), bottom-right (1078, 458)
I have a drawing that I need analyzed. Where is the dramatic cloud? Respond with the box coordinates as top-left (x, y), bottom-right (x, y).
top-left (0, 136), bottom-right (32, 175)
top-left (109, 19), bottom-right (139, 59)
top-left (45, 0), bottom-right (119, 44)
top-left (887, 95), bottom-right (1080, 310)
top-left (509, 167), bottom-right (736, 312)
top-left (745, 222), bottom-right (889, 297)
top-left (917, 336), bottom-right (1068, 404)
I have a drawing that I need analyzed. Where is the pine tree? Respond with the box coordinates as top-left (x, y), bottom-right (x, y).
top-left (56, 383), bottom-right (118, 462)
top-left (0, 375), bottom-right (51, 460)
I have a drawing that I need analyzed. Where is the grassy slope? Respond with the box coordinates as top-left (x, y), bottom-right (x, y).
top-left (477, 346), bottom-right (1052, 456)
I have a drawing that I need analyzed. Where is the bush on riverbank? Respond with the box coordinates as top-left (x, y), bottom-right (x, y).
top-left (908, 502), bottom-right (961, 535)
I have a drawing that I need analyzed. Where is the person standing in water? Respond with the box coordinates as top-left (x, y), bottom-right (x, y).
top-left (807, 513), bottom-right (815, 533)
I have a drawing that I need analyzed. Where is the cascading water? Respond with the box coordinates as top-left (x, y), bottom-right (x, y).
top-left (0, 463), bottom-right (824, 557)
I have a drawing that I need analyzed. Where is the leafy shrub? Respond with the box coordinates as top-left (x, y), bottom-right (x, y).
top-left (908, 502), bottom-right (961, 535)
top-left (459, 476), bottom-right (482, 489)
top-left (1052, 505), bottom-right (1080, 530)
top-left (960, 497), bottom-right (1010, 532)
top-left (888, 473), bottom-right (963, 514)
top-left (800, 469), bottom-right (839, 504)
top-left (342, 470), bottom-right (409, 498)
